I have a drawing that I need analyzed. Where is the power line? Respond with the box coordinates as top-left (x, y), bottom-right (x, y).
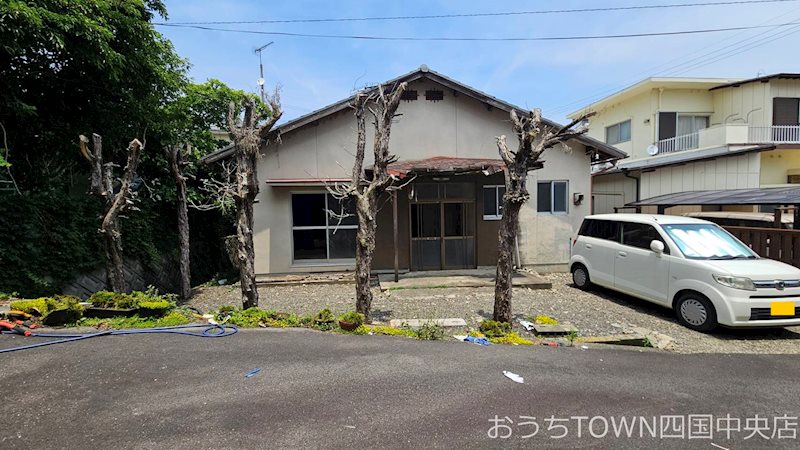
top-left (547, 9), bottom-right (800, 116)
top-left (154, 0), bottom-right (799, 25)
top-left (155, 20), bottom-right (800, 42)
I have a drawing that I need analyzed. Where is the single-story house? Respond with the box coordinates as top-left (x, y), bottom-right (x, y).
top-left (203, 65), bottom-right (625, 276)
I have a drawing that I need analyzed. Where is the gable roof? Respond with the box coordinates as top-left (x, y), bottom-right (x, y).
top-left (201, 65), bottom-right (626, 164)
top-left (567, 76), bottom-right (740, 119)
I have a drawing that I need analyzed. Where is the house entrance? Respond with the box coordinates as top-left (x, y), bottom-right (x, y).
top-left (410, 182), bottom-right (476, 270)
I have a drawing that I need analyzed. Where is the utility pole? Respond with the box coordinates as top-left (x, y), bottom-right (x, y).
top-left (254, 42), bottom-right (274, 102)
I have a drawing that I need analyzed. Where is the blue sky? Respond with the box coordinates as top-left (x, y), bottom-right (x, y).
top-left (158, 0), bottom-right (800, 122)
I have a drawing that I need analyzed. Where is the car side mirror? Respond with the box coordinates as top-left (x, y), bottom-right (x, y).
top-left (650, 240), bottom-right (665, 254)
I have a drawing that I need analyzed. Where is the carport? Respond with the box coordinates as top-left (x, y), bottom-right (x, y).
top-left (627, 186), bottom-right (800, 267)
top-left (626, 186), bottom-right (800, 225)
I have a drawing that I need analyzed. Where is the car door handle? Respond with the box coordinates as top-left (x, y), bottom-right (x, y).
top-left (617, 251), bottom-right (627, 257)
top-left (585, 244), bottom-right (592, 249)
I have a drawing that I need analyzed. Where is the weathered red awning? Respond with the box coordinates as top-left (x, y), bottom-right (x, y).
top-left (387, 156), bottom-right (505, 179)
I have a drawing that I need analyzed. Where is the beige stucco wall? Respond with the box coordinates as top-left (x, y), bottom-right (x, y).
top-left (252, 78), bottom-right (595, 274)
top-left (639, 153), bottom-right (760, 200)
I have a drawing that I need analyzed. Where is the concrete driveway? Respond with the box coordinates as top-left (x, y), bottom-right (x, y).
top-left (1, 328), bottom-right (799, 449)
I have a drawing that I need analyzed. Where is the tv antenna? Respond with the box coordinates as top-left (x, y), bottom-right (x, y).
top-left (254, 41), bottom-right (274, 102)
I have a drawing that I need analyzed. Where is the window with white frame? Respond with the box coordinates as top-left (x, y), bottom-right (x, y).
top-left (291, 193), bottom-right (357, 261)
top-left (537, 180), bottom-right (568, 214)
top-left (605, 120), bottom-right (631, 145)
top-left (482, 185), bottom-right (505, 220)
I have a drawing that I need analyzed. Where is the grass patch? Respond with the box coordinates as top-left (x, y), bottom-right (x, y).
top-left (530, 314), bottom-right (559, 325)
top-left (489, 332), bottom-right (534, 345)
top-left (363, 325), bottom-right (417, 337)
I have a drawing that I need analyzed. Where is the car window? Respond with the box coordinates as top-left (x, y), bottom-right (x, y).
top-left (579, 219), bottom-right (620, 242)
top-left (621, 222), bottom-right (668, 253)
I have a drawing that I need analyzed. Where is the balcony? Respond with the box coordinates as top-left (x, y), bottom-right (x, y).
top-left (655, 132), bottom-right (700, 154)
top-left (653, 124), bottom-right (800, 156)
top-left (748, 125), bottom-right (800, 144)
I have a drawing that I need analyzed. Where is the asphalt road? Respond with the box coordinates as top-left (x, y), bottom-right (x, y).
top-left (1, 328), bottom-right (799, 449)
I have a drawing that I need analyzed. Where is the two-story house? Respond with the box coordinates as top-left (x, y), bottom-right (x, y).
top-left (570, 73), bottom-right (800, 216)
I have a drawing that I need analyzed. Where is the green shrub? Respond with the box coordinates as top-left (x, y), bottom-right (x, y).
top-left (338, 311), bottom-right (364, 327)
top-left (76, 308), bottom-right (194, 329)
top-left (489, 332), bottom-right (534, 345)
top-left (10, 298), bottom-right (51, 316)
top-left (88, 291), bottom-right (129, 308)
top-left (415, 322), bottom-right (445, 340)
top-left (138, 300), bottom-right (174, 317)
top-left (88, 288), bottom-right (176, 314)
top-left (11, 295), bottom-right (84, 324)
top-left (479, 319), bottom-right (511, 338)
top-left (313, 308), bottom-right (336, 331)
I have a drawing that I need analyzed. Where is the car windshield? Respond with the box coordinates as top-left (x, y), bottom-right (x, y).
top-left (661, 223), bottom-right (757, 260)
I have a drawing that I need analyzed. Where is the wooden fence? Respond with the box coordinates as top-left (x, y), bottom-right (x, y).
top-left (724, 226), bottom-right (800, 267)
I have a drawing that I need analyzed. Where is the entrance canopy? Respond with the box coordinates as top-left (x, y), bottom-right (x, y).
top-left (387, 156), bottom-right (504, 179)
top-left (628, 186), bottom-right (800, 207)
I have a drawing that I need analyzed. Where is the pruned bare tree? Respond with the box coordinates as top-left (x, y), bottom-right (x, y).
top-left (79, 133), bottom-right (144, 292)
top-left (493, 109), bottom-right (593, 323)
top-left (226, 92), bottom-right (282, 309)
top-left (327, 82), bottom-right (408, 319)
top-left (168, 145), bottom-right (192, 301)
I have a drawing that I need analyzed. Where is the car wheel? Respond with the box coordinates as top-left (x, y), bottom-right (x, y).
top-left (675, 293), bottom-right (718, 332)
top-left (571, 265), bottom-right (591, 290)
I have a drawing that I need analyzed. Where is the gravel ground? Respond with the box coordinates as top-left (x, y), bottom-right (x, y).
top-left (189, 273), bottom-right (800, 354)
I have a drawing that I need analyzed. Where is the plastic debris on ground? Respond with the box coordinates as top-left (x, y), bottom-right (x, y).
top-left (581, 345), bottom-right (589, 350)
top-left (464, 335), bottom-right (491, 345)
top-left (503, 370), bottom-right (524, 384)
top-left (542, 341), bottom-right (566, 347)
top-left (518, 319), bottom-right (535, 331)
top-left (244, 368), bottom-right (262, 378)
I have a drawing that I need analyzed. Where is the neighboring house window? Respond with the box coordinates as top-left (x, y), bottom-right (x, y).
top-left (482, 185), bottom-right (505, 220)
top-left (605, 120), bottom-right (631, 145)
top-left (537, 181), bottom-right (568, 214)
top-left (657, 112), bottom-right (708, 140)
top-left (291, 193), bottom-right (357, 261)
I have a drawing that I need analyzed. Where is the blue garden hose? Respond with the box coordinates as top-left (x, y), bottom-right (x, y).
top-left (0, 323), bottom-right (238, 354)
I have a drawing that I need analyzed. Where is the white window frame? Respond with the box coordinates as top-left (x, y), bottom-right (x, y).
top-left (482, 185), bottom-right (505, 220)
top-left (291, 192), bottom-right (358, 264)
top-left (605, 120), bottom-right (631, 145)
top-left (537, 180), bottom-right (569, 215)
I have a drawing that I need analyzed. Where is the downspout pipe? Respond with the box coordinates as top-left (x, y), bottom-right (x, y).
top-left (621, 168), bottom-right (641, 213)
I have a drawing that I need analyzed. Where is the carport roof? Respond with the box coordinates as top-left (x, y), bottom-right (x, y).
top-left (627, 186), bottom-right (800, 207)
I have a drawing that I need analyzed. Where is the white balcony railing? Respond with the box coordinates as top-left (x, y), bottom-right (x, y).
top-left (656, 132), bottom-right (700, 154)
top-left (748, 125), bottom-right (800, 143)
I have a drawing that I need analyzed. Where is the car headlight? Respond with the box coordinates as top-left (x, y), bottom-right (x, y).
top-left (713, 274), bottom-right (756, 291)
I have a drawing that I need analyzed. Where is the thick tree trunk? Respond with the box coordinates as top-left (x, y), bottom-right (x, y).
top-left (236, 150), bottom-right (259, 309)
top-left (493, 200), bottom-right (522, 323)
top-left (354, 194), bottom-right (377, 317)
top-left (170, 147), bottom-right (191, 301)
top-left (102, 219), bottom-right (127, 292)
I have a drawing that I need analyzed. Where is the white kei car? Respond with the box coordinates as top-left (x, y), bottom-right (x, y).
top-left (569, 214), bottom-right (800, 331)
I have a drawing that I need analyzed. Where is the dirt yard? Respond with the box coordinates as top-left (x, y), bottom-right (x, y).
top-left (190, 273), bottom-right (800, 354)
